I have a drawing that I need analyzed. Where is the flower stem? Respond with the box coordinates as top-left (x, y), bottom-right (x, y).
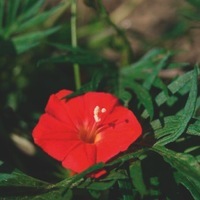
top-left (71, 0), bottom-right (81, 89)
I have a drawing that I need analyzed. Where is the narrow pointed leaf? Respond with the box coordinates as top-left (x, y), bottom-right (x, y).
top-left (155, 67), bottom-right (198, 145)
top-left (152, 146), bottom-right (200, 200)
top-left (130, 160), bottom-right (148, 197)
top-left (143, 53), bottom-right (172, 90)
top-left (12, 26), bottom-right (60, 54)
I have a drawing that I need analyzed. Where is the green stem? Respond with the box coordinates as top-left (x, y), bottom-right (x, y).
top-left (71, 0), bottom-right (81, 90)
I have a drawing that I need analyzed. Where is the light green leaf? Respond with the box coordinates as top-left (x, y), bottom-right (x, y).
top-left (155, 67), bottom-right (198, 145)
top-left (151, 115), bottom-right (181, 139)
top-left (187, 118), bottom-right (200, 136)
top-left (156, 70), bottom-right (196, 106)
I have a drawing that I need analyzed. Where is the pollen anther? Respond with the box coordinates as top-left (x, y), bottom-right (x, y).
top-left (93, 106), bottom-right (106, 122)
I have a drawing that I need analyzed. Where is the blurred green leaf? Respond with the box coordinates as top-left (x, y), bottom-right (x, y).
top-left (12, 26), bottom-right (60, 54)
top-left (143, 52), bottom-right (172, 90)
top-left (5, 0), bottom-right (21, 27)
top-left (186, 0), bottom-right (200, 7)
top-left (38, 44), bottom-right (104, 66)
top-left (152, 146), bottom-right (200, 200)
top-left (121, 49), bottom-right (166, 79)
top-left (0, 0), bottom-right (4, 30)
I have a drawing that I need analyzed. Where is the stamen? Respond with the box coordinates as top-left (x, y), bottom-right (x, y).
top-left (101, 108), bottom-right (106, 113)
top-left (93, 106), bottom-right (107, 123)
top-left (94, 106), bottom-right (101, 122)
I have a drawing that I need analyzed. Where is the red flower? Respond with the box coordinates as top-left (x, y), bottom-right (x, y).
top-left (33, 90), bottom-right (142, 175)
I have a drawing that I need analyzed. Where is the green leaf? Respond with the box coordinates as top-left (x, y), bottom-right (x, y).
top-left (12, 26), bottom-right (60, 54)
top-left (18, 1), bottom-right (45, 22)
top-left (129, 80), bottom-right (154, 119)
top-left (118, 90), bottom-right (132, 107)
top-left (0, 0), bottom-right (4, 30)
top-left (155, 67), bottom-right (198, 145)
top-left (106, 149), bottom-right (147, 167)
top-left (56, 163), bottom-right (104, 188)
top-left (187, 118), bottom-right (200, 136)
top-left (38, 47), bottom-right (104, 66)
top-left (15, 5), bottom-right (62, 33)
top-left (118, 179), bottom-right (135, 200)
top-left (5, 0), bottom-right (21, 27)
top-left (0, 161), bottom-right (15, 182)
top-left (129, 160), bottom-right (148, 197)
top-left (151, 115), bottom-right (181, 139)
top-left (156, 70), bottom-right (196, 106)
top-left (81, 179), bottom-right (116, 191)
top-left (0, 169), bottom-right (51, 198)
top-left (143, 52), bottom-right (172, 90)
top-left (152, 146), bottom-right (200, 200)
top-left (121, 49), bottom-right (166, 79)
top-left (142, 67), bottom-right (199, 118)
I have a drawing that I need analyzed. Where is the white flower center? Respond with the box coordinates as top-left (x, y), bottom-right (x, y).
top-left (93, 106), bottom-right (106, 122)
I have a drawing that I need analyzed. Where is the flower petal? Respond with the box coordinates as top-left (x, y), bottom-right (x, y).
top-left (62, 143), bottom-right (96, 173)
top-left (33, 114), bottom-right (79, 161)
top-left (83, 92), bottom-right (119, 124)
top-left (45, 89), bottom-right (73, 124)
top-left (96, 106), bottom-right (142, 163)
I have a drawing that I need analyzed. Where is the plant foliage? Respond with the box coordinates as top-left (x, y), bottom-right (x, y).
top-left (0, 0), bottom-right (199, 199)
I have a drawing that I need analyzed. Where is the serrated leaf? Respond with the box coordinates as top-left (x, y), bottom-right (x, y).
top-left (156, 70), bottom-right (196, 106)
top-left (175, 173), bottom-right (200, 200)
top-left (152, 146), bottom-right (200, 200)
top-left (187, 118), bottom-right (200, 136)
top-left (151, 115), bottom-right (181, 139)
top-left (142, 67), bottom-right (199, 119)
top-left (155, 67), bottom-right (198, 145)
